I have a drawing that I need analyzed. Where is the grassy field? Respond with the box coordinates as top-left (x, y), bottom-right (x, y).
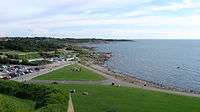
top-left (0, 94), bottom-right (35, 112)
top-left (49, 84), bottom-right (200, 112)
top-left (0, 79), bottom-right (69, 112)
top-left (1, 80), bottom-right (200, 112)
top-left (34, 64), bottom-right (105, 81)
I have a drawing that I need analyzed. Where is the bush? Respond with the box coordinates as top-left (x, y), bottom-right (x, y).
top-left (0, 57), bottom-right (21, 64)
top-left (18, 52), bottom-right (41, 60)
top-left (0, 80), bottom-right (68, 111)
top-left (22, 59), bottom-right (29, 64)
top-left (27, 60), bottom-right (52, 66)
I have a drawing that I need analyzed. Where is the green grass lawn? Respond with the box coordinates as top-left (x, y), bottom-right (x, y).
top-left (34, 64), bottom-right (105, 81)
top-left (0, 94), bottom-right (35, 112)
top-left (1, 79), bottom-right (200, 112)
top-left (49, 84), bottom-right (200, 112)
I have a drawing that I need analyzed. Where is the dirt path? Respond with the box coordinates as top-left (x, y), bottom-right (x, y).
top-left (67, 93), bottom-right (75, 112)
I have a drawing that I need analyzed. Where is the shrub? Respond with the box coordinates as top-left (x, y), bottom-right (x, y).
top-left (28, 60), bottom-right (52, 66)
top-left (0, 80), bottom-right (68, 111)
top-left (0, 57), bottom-right (21, 64)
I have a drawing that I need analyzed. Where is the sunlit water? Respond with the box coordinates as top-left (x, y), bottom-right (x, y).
top-left (90, 40), bottom-right (200, 90)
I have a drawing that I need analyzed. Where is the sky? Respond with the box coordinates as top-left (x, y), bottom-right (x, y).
top-left (0, 0), bottom-right (200, 39)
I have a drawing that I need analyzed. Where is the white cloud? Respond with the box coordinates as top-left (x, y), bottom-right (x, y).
top-left (0, 0), bottom-right (200, 39)
top-left (152, 0), bottom-right (200, 12)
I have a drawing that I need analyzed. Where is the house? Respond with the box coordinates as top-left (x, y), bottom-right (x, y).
top-left (28, 58), bottom-right (44, 62)
top-left (66, 57), bottom-right (75, 61)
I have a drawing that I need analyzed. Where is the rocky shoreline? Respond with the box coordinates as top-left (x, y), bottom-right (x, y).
top-left (79, 43), bottom-right (200, 95)
top-left (88, 63), bottom-right (200, 95)
top-left (89, 50), bottom-right (200, 95)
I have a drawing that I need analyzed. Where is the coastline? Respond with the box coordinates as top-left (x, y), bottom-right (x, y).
top-left (78, 42), bottom-right (200, 95)
top-left (83, 48), bottom-right (200, 95)
top-left (84, 62), bottom-right (200, 96)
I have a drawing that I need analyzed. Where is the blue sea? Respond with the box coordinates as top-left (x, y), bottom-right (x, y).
top-left (90, 40), bottom-right (200, 91)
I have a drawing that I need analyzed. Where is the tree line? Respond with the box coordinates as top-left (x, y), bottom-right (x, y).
top-left (0, 37), bottom-right (66, 52)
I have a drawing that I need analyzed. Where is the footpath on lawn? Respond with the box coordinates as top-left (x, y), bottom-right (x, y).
top-left (48, 84), bottom-right (200, 112)
top-left (1, 61), bottom-right (200, 112)
top-left (2, 79), bottom-right (200, 112)
top-left (31, 63), bottom-right (200, 98)
top-left (67, 93), bottom-right (75, 112)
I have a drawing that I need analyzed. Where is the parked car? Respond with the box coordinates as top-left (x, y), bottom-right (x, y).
top-left (35, 67), bottom-right (40, 71)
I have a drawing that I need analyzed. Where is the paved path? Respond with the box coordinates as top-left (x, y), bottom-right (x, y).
top-left (30, 63), bottom-right (200, 98)
top-left (82, 64), bottom-right (200, 97)
top-left (11, 61), bottom-right (76, 82)
top-left (67, 93), bottom-right (75, 112)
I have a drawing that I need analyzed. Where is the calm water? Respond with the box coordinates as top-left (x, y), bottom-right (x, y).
top-left (91, 40), bottom-right (200, 90)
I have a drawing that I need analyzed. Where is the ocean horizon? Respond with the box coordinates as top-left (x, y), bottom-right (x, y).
top-left (90, 40), bottom-right (200, 91)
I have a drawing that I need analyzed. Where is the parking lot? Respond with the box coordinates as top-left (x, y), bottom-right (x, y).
top-left (0, 64), bottom-right (44, 79)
